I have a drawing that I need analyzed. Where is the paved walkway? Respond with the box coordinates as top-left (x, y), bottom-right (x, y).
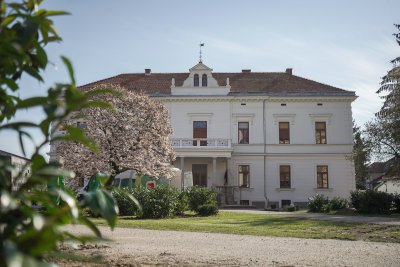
top-left (221, 209), bottom-right (400, 225)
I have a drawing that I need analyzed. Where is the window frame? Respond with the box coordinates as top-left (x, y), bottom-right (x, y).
top-left (279, 165), bottom-right (291, 188)
top-left (77, 121), bottom-right (87, 129)
top-left (193, 121), bottom-right (207, 146)
top-left (202, 74), bottom-right (207, 87)
top-left (238, 165), bottom-right (250, 188)
top-left (194, 74), bottom-right (199, 87)
top-left (317, 165), bottom-right (329, 189)
top-left (279, 122), bottom-right (290, 144)
top-left (315, 121), bottom-right (327, 144)
top-left (238, 121), bottom-right (249, 144)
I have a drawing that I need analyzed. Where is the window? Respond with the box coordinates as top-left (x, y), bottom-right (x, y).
top-left (77, 121), bottom-right (87, 128)
top-left (317, 165), bottom-right (329, 188)
top-left (193, 121), bottom-right (207, 146)
top-left (238, 122), bottom-right (249, 144)
top-left (280, 165), bottom-right (291, 188)
top-left (239, 165), bottom-right (250, 188)
top-left (279, 122), bottom-right (290, 144)
top-left (315, 122), bottom-right (327, 144)
top-left (194, 74), bottom-right (199, 87)
top-left (202, 74), bottom-right (207, 87)
top-left (281, 200), bottom-right (291, 208)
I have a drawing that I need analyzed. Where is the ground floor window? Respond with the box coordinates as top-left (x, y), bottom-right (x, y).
top-left (281, 199), bottom-right (291, 208)
top-left (317, 165), bottom-right (329, 188)
top-left (279, 165), bottom-right (291, 188)
top-left (239, 165), bottom-right (250, 188)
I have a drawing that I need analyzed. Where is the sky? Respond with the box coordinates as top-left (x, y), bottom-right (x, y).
top-left (1, 0), bottom-right (399, 159)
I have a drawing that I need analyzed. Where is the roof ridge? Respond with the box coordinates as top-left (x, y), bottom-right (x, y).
top-left (79, 73), bottom-right (126, 88)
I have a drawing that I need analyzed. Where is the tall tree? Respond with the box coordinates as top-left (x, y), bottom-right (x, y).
top-left (353, 124), bottom-right (370, 189)
top-left (57, 84), bottom-right (176, 186)
top-left (365, 24), bottom-right (400, 169)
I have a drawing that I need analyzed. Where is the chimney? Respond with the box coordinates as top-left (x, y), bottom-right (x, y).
top-left (285, 68), bottom-right (292, 75)
top-left (145, 68), bottom-right (151, 76)
top-left (242, 69), bottom-right (251, 73)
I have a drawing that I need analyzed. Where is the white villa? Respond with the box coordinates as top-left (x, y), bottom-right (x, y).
top-left (53, 61), bottom-right (357, 209)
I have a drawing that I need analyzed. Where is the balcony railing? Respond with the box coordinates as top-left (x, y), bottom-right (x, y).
top-left (171, 138), bottom-right (232, 148)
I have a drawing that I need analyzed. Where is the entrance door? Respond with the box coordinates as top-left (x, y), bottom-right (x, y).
top-left (192, 164), bottom-right (207, 187)
top-left (193, 121), bottom-right (207, 146)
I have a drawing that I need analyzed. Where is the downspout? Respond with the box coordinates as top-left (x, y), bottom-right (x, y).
top-left (263, 99), bottom-right (268, 209)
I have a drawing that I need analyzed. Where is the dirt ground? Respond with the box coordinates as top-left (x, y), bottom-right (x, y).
top-left (55, 225), bottom-right (400, 267)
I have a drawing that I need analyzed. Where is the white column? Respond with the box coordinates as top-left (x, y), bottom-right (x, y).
top-left (212, 157), bottom-right (217, 187)
top-left (180, 157), bottom-right (185, 190)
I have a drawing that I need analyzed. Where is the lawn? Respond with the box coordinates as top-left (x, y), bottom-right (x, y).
top-left (91, 211), bottom-right (400, 243)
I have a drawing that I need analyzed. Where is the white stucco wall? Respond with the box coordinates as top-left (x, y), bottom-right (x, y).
top-left (160, 95), bottom-right (356, 206)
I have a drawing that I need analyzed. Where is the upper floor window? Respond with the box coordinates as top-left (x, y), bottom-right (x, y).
top-left (202, 74), bottom-right (207, 87)
top-left (238, 122), bottom-right (249, 144)
top-left (317, 165), bottom-right (329, 188)
top-left (193, 121), bottom-right (207, 146)
top-left (279, 122), bottom-right (290, 144)
top-left (194, 74), bottom-right (199, 87)
top-left (315, 122), bottom-right (327, 144)
top-left (280, 165), bottom-right (291, 188)
top-left (239, 165), bottom-right (250, 188)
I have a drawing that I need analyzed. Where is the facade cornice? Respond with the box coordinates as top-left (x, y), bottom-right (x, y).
top-left (232, 152), bottom-right (352, 157)
top-left (152, 95), bottom-right (357, 103)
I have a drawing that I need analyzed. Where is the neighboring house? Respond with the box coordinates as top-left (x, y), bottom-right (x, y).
top-left (0, 150), bottom-right (31, 191)
top-left (375, 176), bottom-right (400, 194)
top-left (50, 61), bottom-right (357, 209)
top-left (367, 157), bottom-right (399, 189)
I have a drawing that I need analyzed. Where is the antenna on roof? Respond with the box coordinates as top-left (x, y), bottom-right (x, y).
top-left (199, 42), bottom-right (205, 63)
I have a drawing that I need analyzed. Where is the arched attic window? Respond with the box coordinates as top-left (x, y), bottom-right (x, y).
top-left (194, 74), bottom-right (199, 87)
top-left (202, 74), bottom-right (208, 87)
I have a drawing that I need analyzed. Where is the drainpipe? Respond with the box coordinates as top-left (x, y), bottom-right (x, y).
top-left (263, 99), bottom-right (268, 209)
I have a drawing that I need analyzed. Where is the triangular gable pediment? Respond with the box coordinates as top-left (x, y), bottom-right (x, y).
top-left (189, 62), bottom-right (213, 72)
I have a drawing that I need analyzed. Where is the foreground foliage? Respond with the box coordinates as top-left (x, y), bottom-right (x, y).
top-left (93, 211), bottom-right (400, 243)
top-left (0, 1), bottom-right (118, 266)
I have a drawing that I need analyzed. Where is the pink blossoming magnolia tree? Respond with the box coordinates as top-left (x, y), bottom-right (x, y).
top-left (57, 84), bottom-right (175, 186)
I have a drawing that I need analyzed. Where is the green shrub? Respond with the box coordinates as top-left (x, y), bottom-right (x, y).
top-left (350, 190), bottom-right (393, 214)
top-left (134, 185), bottom-right (180, 219)
top-left (308, 194), bottom-right (329, 212)
top-left (283, 204), bottom-right (297, 212)
top-left (186, 186), bottom-right (218, 214)
top-left (175, 191), bottom-right (189, 215)
top-left (393, 194), bottom-right (400, 213)
top-left (197, 204), bottom-right (219, 216)
top-left (327, 196), bottom-right (349, 211)
top-left (112, 189), bottom-right (138, 216)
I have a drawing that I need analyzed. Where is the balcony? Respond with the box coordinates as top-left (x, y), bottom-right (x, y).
top-left (171, 138), bottom-right (231, 148)
top-left (170, 138), bottom-right (233, 158)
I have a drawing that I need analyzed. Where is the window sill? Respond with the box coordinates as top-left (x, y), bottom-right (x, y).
top-left (313, 188), bottom-right (333, 192)
top-left (237, 187), bottom-right (253, 191)
top-left (276, 188), bottom-right (295, 192)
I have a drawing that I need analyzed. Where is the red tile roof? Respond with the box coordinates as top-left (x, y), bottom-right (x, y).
top-left (80, 72), bottom-right (355, 96)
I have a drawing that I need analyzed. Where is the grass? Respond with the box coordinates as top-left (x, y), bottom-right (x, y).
top-left (91, 211), bottom-right (400, 243)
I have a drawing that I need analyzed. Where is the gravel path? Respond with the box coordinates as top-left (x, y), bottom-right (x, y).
top-left (65, 225), bottom-right (400, 267)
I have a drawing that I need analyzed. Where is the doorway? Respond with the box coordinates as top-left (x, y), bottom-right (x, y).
top-left (192, 164), bottom-right (207, 187)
